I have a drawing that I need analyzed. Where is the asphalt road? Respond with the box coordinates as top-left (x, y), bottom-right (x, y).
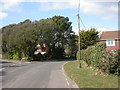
top-left (0, 59), bottom-right (78, 88)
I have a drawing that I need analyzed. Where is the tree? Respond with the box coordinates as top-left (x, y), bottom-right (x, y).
top-left (2, 16), bottom-right (77, 60)
top-left (35, 16), bottom-right (76, 59)
top-left (76, 28), bottom-right (99, 50)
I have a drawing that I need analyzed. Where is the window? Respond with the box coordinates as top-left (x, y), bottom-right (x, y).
top-left (106, 40), bottom-right (115, 46)
top-left (108, 40), bottom-right (110, 45)
top-left (111, 40), bottom-right (113, 44)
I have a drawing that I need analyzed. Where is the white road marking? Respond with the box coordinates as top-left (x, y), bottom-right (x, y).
top-left (0, 68), bottom-right (5, 71)
top-left (65, 78), bottom-right (70, 86)
top-left (62, 61), bottom-right (79, 88)
top-left (62, 66), bottom-right (63, 70)
top-left (62, 62), bottom-right (70, 86)
top-left (67, 81), bottom-right (70, 86)
top-left (25, 62), bottom-right (31, 64)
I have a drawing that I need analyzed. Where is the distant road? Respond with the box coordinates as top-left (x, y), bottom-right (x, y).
top-left (1, 59), bottom-right (77, 88)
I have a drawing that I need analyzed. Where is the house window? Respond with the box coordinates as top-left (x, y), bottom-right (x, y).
top-left (106, 40), bottom-right (115, 46)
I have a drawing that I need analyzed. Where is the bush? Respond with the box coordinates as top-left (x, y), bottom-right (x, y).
top-left (77, 42), bottom-right (119, 75)
top-left (3, 50), bottom-right (21, 60)
top-left (12, 52), bottom-right (20, 60)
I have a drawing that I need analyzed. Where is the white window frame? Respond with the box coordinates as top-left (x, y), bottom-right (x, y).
top-left (106, 39), bottom-right (115, 46)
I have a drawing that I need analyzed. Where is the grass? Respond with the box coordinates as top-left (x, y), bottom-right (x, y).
top-left (64, 60), bottom-right (118, 88)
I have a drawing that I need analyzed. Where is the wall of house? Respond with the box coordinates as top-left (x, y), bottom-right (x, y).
top-left (100, 40), bottom-right (120, 50)
top-left (115, 40), bottom-right (120, 49)
top-left (101, 40), bottom-right (106, 44)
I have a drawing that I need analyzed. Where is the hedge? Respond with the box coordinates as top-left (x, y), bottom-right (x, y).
top-left (77, 42), bottom-right (119, 75)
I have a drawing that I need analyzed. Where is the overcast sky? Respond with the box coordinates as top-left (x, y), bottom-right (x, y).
top-left (0, 0), bottom-right (119, 34)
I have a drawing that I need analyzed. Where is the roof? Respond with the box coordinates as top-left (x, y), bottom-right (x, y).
top-left (101, 30), bottom-right (120, 40)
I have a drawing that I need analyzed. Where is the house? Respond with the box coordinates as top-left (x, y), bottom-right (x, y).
top-left (34, 43), bottom-right (49, 55)
top-left (100, 30), bottom-right (120, 50)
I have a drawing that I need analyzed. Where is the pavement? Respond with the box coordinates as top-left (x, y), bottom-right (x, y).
top-left (0, 59), bottom-right (78, 88)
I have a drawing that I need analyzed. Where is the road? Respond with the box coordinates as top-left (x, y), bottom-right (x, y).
top-left (0, 59), bottom-right (78, 88)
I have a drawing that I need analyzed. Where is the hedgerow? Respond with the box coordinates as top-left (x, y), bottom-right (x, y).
top-left (77, 43), bottom-right (119, 75)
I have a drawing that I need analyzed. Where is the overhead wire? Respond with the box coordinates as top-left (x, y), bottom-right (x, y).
top-left (79, 16), bottom-right (86, 29)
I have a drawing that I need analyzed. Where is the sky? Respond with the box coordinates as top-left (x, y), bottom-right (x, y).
top-left (0, 0), bottom-right (119, 34)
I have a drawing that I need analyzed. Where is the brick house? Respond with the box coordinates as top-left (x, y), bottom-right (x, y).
top-left (100, 31), bottom-right (120, 50)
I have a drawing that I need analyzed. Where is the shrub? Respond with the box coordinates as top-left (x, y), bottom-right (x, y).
top-left (77, 42), bottom-right (119, 75)
top-left (12, 52), bottom-right (20, 60)
top-left (11, 50), bottom-right (21, 60)
top-left (3, 50), bottom-right (21, 60)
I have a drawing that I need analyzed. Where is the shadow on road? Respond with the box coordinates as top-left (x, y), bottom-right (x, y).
top-left (2, 65), bottom-right (20, 68)
top-left (31, 59), bottom-right (76, 62)
top-left (0, 61), bottom-right (12, 64)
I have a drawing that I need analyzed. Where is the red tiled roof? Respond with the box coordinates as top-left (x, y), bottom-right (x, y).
top-left (101, 30), bottom-right (120, 39)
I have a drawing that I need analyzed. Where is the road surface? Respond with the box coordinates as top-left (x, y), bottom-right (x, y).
top-left (0, 59), bottom-right (78, 88)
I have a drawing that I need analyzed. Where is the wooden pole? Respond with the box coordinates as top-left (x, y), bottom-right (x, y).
top-left (77, 0), bottom-right (81, 68)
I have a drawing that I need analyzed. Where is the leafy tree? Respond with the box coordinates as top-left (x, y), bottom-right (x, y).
top-left (76, 28), bottom-right (99, 50)
top-left (2, 16), bottom-right (77, 60)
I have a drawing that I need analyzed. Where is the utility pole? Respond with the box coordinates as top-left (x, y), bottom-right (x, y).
top-left (77, 0), bottom-right (81, 68)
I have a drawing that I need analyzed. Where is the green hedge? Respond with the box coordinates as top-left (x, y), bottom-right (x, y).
top-left (77, 43), bottom-right (119, 75)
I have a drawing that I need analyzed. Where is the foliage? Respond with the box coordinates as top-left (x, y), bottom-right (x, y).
top-left (2, 16), bottom-right (77, 60)
top-left (12, 50), bottom-right (21, 60)
top-left (77, 43), bottom-right (119, 75)
top-left (76, 28), bottom-right (99, 50)
top-left (3, 49), bottom-right (21, 60)
top-left (64, 60), bottom-right (118, 88)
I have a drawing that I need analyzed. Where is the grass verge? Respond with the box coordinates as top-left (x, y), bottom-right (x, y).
top-left (64, 60), bottom-right (118, 88)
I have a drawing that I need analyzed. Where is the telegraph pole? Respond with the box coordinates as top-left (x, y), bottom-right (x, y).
top-left (77, 0), bottom-right (81, 68)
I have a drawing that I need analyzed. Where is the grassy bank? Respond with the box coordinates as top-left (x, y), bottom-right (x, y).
top-left (64, 60), bottom-right (118, 88)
